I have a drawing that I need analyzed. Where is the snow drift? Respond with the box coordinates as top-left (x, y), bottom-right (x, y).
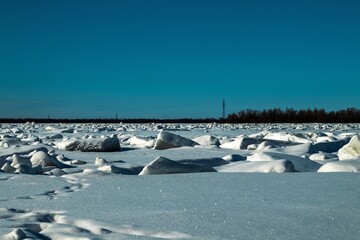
top-left (57, 137), bottom-right (120, 152)
top-left (153, 131), bottom-right (198, 149)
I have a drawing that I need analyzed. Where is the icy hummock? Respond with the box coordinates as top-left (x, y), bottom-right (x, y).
top-left (338, 135), bottom-right (360, 160)
top-left (57, 137), bottom-right (121, 152)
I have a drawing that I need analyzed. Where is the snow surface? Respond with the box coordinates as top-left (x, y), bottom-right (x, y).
top-left (0, 123), bottom-right (360, 239)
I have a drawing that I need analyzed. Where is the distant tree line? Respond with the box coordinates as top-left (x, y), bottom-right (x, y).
top-left (1, 108), bottom-right (360, 123)
top-left (226, 108), bottom-right (360, 123)
top-left (0, 118), bottom-right (220, 124)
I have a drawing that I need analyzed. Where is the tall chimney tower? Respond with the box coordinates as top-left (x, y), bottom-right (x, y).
top-left (222, 99), bottom-right (225, 119)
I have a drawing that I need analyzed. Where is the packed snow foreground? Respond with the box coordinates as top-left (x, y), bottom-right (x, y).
top-left (0, 123), bottom-right (359, 239)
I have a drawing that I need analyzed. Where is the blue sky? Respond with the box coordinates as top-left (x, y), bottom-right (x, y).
top-left (1, 0), bottom-right (359, 119)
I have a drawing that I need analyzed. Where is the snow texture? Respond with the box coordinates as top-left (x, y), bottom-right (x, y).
top-left (0, 123), bottom-right (360, 239)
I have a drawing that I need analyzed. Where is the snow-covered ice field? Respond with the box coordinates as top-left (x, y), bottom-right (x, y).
top-left (0, 122), bottom-right (359, 239)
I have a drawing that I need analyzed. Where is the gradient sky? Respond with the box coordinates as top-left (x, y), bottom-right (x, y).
top-left (1, 0), bottom-right (360, 119)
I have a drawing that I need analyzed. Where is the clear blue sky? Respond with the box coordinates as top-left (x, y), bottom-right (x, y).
top-left (1, 0), bottom-right (359, 119)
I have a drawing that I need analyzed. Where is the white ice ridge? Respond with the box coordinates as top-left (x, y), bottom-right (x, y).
top-left (338, 135), bottom-right (360, 160)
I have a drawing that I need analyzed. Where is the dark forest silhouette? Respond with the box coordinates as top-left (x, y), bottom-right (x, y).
top-left (1, 108), bottom-right (360, 123)
top-left (227, 108), bottom-right (360, 123)
top-left (0, 117), bottom-right (219, 124)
